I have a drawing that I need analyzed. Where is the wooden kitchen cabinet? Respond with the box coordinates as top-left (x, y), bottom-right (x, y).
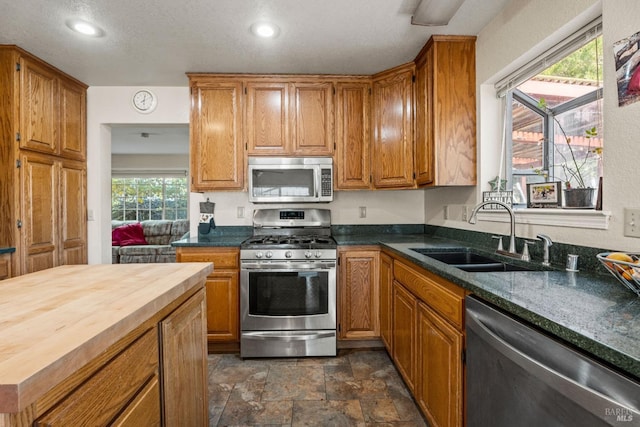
top-left (290, 81), bottom-right (334, 155)
top-left (392, 280), bottom-right (417, 393)
top-left (334, 80), bottom-right (372, 189)
top-left (417, 301), bottom-right (464, 427)
top-left (245, 78), bottom-right (334, 156)
top-left (338, 247), bottom-right (380, 340)
top-left (371, 62), bottom-right (415, 189)
top-left (0, 45), bottom-right (87, 277)
top-left (379, 250), bottom-right (393, 352)
top-left (0, 253), bottom-right (11, 280)
top-left (176, 246), bottom-right (240, 352)
top-left (2, 264), bottom-right (211, 427)
top-left (189, 78), bottom-right (245, 191)
top-left (414, 36), bottom-right (476, 186)
top-left (245, 80), bottom-right (290, 155)
top-left (161, 287), bottom-right (208, 426)
top-left (391, 257), bottom-right (467, 427)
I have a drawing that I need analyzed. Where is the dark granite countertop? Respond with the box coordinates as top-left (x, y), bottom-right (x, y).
top-left (174, 229), bottom-right (640, 379)
top-left (0, 247), bottom-right (15, 255)
top-left (377, 237), bottom-right (640, 380)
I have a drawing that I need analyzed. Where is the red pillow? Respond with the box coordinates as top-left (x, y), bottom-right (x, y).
top-left (112, 223), bottom-right (148, 246)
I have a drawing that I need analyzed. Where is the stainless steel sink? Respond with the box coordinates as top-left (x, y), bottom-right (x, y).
top-left (410, 248), bottom-right (534, 272)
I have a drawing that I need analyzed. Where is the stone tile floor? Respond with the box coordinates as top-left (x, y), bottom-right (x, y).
top-left (208, 349), bottom-right (428, 426)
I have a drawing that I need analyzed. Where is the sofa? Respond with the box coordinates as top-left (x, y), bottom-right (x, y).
top-left (111, 219), bottom-right (189, 264)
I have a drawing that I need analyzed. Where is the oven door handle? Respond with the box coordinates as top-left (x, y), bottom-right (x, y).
top-left (242, 331), bottom-right (335, 341)
top-left (241, 262), bottom-right (336, 270)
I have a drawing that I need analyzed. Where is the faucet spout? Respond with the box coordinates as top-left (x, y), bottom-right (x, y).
top-left (469, 201), bottom-right (517, 254)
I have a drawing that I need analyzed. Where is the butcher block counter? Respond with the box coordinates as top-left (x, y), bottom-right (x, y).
top-left (0, 263), bottom-right (213, 427)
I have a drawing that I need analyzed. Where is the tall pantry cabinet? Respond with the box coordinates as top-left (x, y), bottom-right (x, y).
top-left (0, 46), bottom-right (87, 276)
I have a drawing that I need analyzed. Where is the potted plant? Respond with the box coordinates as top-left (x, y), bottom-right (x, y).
top-left (535, 98), bottom-right (602, 208)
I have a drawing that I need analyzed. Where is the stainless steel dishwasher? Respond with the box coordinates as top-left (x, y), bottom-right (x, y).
top-left (466, 296), bottom-right (640, 426)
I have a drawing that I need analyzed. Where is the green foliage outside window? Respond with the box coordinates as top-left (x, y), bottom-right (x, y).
top-left (111, 177), bottom-right (188, 221)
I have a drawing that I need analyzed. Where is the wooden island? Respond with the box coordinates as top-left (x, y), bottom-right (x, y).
top-left (0, 263), bottom-right (213, 427)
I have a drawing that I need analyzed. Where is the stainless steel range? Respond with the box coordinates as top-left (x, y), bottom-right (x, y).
top-left (240, 208), bottom-right (337, 358)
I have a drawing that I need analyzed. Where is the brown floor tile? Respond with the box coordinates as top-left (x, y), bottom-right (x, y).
top-left (218, 400), bottom-right (293, 425)
top-left (292, 400), bottom-right (365, 427)
top-left (208, 350), bottom-right (424, 426)
top-left (262, 365), bottom-right (326, 401)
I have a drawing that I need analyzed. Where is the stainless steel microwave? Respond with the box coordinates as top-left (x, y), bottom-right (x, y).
top-left (248, 157), bottom-right (333, 203)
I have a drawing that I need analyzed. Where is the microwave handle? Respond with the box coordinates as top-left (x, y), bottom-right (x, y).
top-left (315, 170), bottom-right (320, 198)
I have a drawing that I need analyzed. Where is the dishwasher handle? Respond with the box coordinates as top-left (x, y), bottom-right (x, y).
top-left (466, 299), bottom-right (640, 424)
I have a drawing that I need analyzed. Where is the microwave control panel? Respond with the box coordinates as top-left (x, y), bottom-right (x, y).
top-left (321, 169), bottom-right (332, 197)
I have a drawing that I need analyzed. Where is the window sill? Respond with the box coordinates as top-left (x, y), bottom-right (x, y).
top-left (475, 208), bottom-right (611, 230)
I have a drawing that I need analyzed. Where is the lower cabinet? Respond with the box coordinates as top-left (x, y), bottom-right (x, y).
top-left (338, 247), bottom-right (380, 340)
top-left (384, 253), bottom-right (467, 427)
top-left (379, 251), bottom-right (393, 351)
top-left (392, 280), bottom-right (416, 393)
top-left (0, 253), bottom-right (11, 280)
top-left (416, 301), bottom-right (464, 427)
top-left (176, 247), bottom-right (240, 352)
top-left (33, 287), bottom-right (207, 427)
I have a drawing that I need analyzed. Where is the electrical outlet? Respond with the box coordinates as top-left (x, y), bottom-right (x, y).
top-left (443, 205), bottom-right (449, 220)
top-left (237, 206), bottom-right (245, 218)
top-left (359, 206), bottom-right (367, 218)
top-left (624, 208), bottom-right (640, 237)
top-left (87, 209), bottom-right (95, 221)
top-left (461, 206), bottom-right (468, 222)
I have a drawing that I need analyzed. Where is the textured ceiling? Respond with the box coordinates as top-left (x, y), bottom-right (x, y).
top-left (0, 0), bottom-right (510, 87)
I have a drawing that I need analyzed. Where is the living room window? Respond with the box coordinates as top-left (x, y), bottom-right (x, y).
top-left (111, 176), bottom-right (188, 221)
top-left (496, 18), bottom-right (603, 207)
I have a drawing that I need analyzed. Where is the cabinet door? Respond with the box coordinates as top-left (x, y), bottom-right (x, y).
top-left (416, 301), bottom-right (463, 427)
top-left (392, 280), bottom-right (416, 393)
top-left (246, 81), bottom-right (289, 155)
top-left (335, 81), bottom-right (371, 189)
top-left (21, 152), bottom-right (58, 274)
top-left (338, 249), bottom-right (379, 340)
top-left (414, 46), bottom-right (434, 186)
top-left (372, 64), bottom-right (414, 188)
top-left (433, 37), bottom-right (476, 186)
top-left (190, 80), bottom-right (244, 191)
top-left (60, 160), bottom-right (87, 265)
top-left (290, 81), bottom-right (333, 155)
top-left (206, 271), bottom-right (239, 342)
top-left (0, 253), bottom-right (11, 280)
top-left (19, 56), bottom-right (58, 155)
top-left (379, 251), bottom-right (393, 352)
top-left (161, 288), bottom-right (208, 427)
top-left (59, 77), bottom-right (86, 160)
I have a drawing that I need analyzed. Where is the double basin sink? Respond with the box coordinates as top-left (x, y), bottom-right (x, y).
top-left (411, 248), bottom-right (536, 272)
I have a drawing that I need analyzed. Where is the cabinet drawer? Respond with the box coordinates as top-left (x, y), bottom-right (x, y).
top-left (176, 247), bottom-right (239, 270)
top-left (111, 376), bottom-right (161, 427)
top-left (394, 261), bottom-right (465, 329)
top-left (35, 326), bottom-right (159, 426)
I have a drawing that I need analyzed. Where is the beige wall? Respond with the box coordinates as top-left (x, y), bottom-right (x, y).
top-left (111, 154), bottom-right (189, 171)
top-left (425, 0), bottom-right (640, 252)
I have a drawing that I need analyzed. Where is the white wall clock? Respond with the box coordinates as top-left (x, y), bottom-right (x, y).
top-left (132, 89), bottom-right (157, 114)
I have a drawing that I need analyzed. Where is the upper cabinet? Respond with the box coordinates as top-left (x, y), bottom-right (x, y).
top-left (188, 35), bottom-right (476, 192)
top-left (189, 77), bottom-right (245, 191)
top-left (59, 76), bottom-right (87, 161)
top-left (290, 81), bottom-right (333, 155)
top-left (245, 80), bottom-right (290, 155)
top-left (334, 80), bottom-right (372, 190)
top-left (372, 63), bottom-right (415, 189)
top-left (245, 78), bottom-right (334, 156)
top-left (414, 36), bottom-right (477, 186)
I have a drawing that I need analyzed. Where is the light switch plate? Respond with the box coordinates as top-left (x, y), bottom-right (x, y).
top-left (237, 207), bottom-right (245, 218)
top-left (359, 206), bottom-right (367, 218)
top-left (623, 208), bottom-right (640, 238)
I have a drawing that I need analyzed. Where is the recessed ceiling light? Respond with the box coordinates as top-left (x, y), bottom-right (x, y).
top-left (66, 19), bottom-right (104, 37)
top-left (250, 22), bottom-right (279, 38)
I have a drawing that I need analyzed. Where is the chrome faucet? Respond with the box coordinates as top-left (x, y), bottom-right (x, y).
top-left (468, 201), bottom-right (517, 256)
top-left (536, 234), bottom-right (553, 266)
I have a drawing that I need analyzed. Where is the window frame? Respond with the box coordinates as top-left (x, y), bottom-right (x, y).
top-left (111, 175), bottom-right (189, 221)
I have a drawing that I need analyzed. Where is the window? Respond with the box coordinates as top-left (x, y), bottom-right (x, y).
top-left (496, 18), bottom-right (603, 207)
top-left (111, 176), bottom-right (188, 221)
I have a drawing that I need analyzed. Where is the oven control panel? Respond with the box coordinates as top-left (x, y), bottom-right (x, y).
top-left (241, 249), bottom-right (337, 261)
